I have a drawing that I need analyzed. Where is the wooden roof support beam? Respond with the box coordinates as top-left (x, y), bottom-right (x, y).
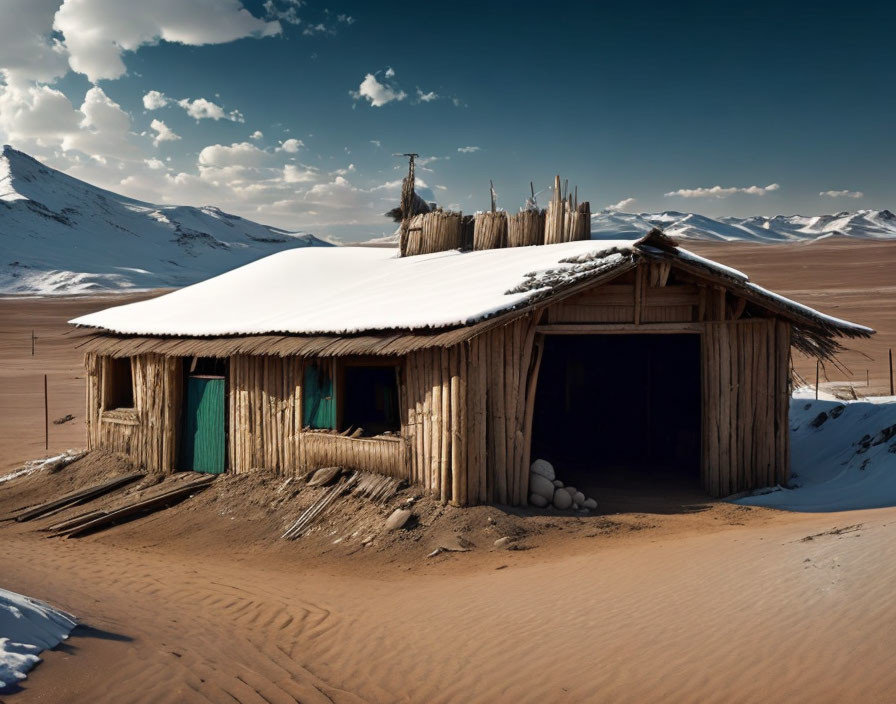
top-left (535, 323), bottom-right (703, 334)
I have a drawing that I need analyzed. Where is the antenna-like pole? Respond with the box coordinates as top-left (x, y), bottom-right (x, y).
top-left (394, 153), bottom-right (419, 256)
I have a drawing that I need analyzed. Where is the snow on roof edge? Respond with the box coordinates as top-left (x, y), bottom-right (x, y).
top-left (68, 238), bottom-right (872, 340)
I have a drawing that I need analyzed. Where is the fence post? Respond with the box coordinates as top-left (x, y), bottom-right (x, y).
top-left (890, 349), bottom-right (894, 396)
top-left (44, 374), bottom-right (49, 451)
top-left (815, 359), bottom-right (820, 400)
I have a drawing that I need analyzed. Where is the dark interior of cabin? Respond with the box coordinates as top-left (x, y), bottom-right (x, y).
top-left (103, 357), bottom-right (134, 410)
top-left (530, 334), bottom-right (704, 512)
top-left (341, 364), bottom-right (400, 436)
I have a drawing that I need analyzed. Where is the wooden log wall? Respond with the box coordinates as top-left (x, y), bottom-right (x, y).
top-left (701, 320), bottom-right (791, 496)
top-left (402, 315), bottom-right (541, 506)
top-left (229, 355), bottom-right (301, 473)
top-left (403, 210), bottom-right (464, 256)
top-left (303, 434), bottom-right (406, 479)
top-left (86, 352), bottom-right (182, 472)
top-left (473, 211), bottom-right (508, 250)
top-left (507, 209), bottom-right (546, 247)
top-left (84, 261), bottom-right (794, 502)
top-left (229, 354), bottom-right (407, 477)
top-left (545, 281), bottom-right (702, 324)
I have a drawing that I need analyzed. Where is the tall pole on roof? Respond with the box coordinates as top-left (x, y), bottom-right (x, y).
top-left (395, 152), bottom-right (418, 256)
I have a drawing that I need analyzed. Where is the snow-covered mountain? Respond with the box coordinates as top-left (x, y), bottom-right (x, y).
top-left (2, 145), bottom-right (893, 294)
top-left (0, 146), bottom-right (331, 294)
top-left (591, 208), bottom-right (896, 242)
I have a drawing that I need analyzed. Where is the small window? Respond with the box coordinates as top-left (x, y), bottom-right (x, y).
top-left (341, 364), bottom-right (400, 436)
top-left (104, 357), bottom-right (134, 410)
top-left (188, 356), bottom-right (226, 377)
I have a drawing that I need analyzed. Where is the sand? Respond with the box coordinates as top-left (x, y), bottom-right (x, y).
top-left (3, 481), bottom-right (896, 703)
top-left (0, 292), bottom-right (160, 473)
top-left (2, 237), bottom-right (895, 702)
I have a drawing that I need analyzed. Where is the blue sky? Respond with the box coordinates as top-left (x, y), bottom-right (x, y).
top-left (1, 0), bottom-right (893, 241)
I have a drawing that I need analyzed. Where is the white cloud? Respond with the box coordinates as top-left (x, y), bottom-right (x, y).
top-left (277, 138), bottom-right (304, 153)
top-left (415, 89), bottom-right (439, 103)
top-left (150, 118), bottom-right (179, 146)
top-left (80, 86), bottom-right (130, 133)
top-left (457, 146), bottom-right (480, 153)
top-left (250, 129), bottom-right (263, 140)
top-left (198, 141), bottom-right (266, 167)
top-left (369, 139), bottom-right (381, 148)
top-left (283, 163), bottom-right (318, 183)
top-left (0, 0), bottom-right (69, 83)
top-left (65, 86), bottom-right (139, 159)
top-left (177, 97), bottom-right (243, 122)
top-left (819, 189), bottom-right (863, 199)
top-left (263, 0), bottom-right (302, 25)
top-left (0, 80), bottom-right (146, 163)
top-left (142, 91), bottom-right (243, 121)
top-left (351, 70), bottom-right (407, 107)
top-left (664, 183), bottom-right (780, 198)
top-left (332, 163), bottom-right (355, 176)
top-left (337, 14), bottom-right (354, 24)
top-left (0, 81), bottom-right (82, 145)
top-left (369, 176), bottom-right (428, 191)
top-left (53, 0), bottom-right (281, 82)
top-left (607, 197), bottom-right (637, 211)
top-left (144, 157), bottom-right (165, 169)
top-left (142, 90), bottom-right (169, 110)
top-left (302, 22), bottom-right (333, 36)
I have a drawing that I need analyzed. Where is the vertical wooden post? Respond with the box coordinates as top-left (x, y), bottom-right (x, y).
top-left (889, 349), bottom-right (894, 396)
top-left (31, 329), bottom-right (35, 356)
top-left (815, 360), bottom-right (820, 400)
top-left (44, 373), bottom-right (48, 450)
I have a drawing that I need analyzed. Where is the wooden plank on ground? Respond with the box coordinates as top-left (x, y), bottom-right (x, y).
top-left (15, 472), bottom-right (145, 523)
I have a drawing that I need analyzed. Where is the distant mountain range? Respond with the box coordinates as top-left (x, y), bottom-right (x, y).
top-left (590, 208), bottom-right (896, 242)
top-left (1, 145), bottom-right (893, 294)
top-left (0, 146), bottom-right (330, 294)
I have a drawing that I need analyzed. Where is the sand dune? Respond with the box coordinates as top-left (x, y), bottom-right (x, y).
top-left (3, 505), bottom-right (896, 703)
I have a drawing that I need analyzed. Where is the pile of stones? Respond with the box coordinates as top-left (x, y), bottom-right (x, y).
top-left (529, 459), bottom-right (598, 512)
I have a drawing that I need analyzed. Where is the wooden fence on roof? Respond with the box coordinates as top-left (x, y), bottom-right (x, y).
top-left (399, 175), bottom-right (588, 257)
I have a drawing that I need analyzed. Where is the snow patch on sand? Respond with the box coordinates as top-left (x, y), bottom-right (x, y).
top-left (736, 391), bottom-right (896, 512)
top-left (0, 589), bottom-right (76, 689)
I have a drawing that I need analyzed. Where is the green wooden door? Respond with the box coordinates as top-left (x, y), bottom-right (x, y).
top-left (180, 376), bottom-right (225, 474)
top-left (303, 362), bottom-right (336, 430)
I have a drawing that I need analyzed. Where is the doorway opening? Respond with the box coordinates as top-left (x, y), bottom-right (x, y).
top-left (530, 334), bottom-right (702, 512)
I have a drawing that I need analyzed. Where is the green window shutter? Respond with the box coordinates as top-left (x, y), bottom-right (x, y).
top-left (180, 376), bottom-right (225, 473)
top-left (303, 362), bottom-right (336, 429)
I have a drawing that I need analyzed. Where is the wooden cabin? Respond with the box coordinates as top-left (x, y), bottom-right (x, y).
top-left (69, 230), bottom-right (871, 505)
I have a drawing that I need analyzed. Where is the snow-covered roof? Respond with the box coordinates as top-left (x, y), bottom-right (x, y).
top-left (70, 240), bottom-right (634, 336)
top-left (70, 237), bottom-right (872, 344)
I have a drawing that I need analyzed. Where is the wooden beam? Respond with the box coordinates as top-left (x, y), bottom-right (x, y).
top-left (633, 266), bottom-right (643, 325)
top-left (535, 323), bottom-right (703, 334)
